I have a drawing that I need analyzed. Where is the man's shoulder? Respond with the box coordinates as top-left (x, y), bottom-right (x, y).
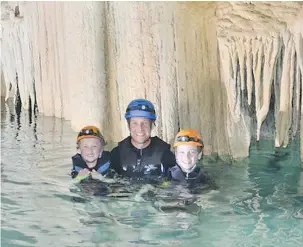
top-left (111, 136), bottom-right (131, 150)
top-left (100, 150), bottom-right (111, 160)
top-left (110, 144), bottom-right (121, 154)
top-left (151, 136), bottom-right (171, 149)
top-left (169, 164), bottom-right (179, 172)
top-left (119, 136), bottom-right (131, 145)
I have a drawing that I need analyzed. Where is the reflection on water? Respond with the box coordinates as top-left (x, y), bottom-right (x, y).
top-left (1, 97), bottom-right (303, 247)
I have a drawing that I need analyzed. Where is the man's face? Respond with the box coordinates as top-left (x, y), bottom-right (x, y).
top-left (176, 145), bottom-right (200, 171)
top-left (78, 138), bottom-right (102, 165)
top-left (129, 117), bottom-right (152, 145)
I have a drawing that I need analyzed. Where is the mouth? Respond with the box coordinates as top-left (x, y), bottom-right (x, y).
top-left (135, 134), bottom-right (146, 138)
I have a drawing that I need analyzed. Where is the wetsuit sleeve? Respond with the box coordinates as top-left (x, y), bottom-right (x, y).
top-left (201, 171), bottom-right (219, 189)
top-left (110, 146), bottom-right (123, 175)
top-left (71, 163), bottom-right (78, 179)
top-left (71, 154), bottom-right (84, 179)
top-left (161, 149), bottom-right (176, 172)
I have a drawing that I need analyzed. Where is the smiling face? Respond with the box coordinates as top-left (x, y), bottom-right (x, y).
top-left (78, 138), bottom-right (103, 168)
top-left (175, 145), bottom-right (201, 172)
top-left (128, 117), bottom-right (152, 148)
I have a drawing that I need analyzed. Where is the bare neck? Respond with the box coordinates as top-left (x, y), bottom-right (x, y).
top-left (131, 138), bottom-right (151, 149)
top-left (86, 161), bottom-right (97, 169)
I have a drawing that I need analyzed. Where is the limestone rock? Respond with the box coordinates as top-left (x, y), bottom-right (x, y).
top-left (1, 1), bottom-right (302, 163)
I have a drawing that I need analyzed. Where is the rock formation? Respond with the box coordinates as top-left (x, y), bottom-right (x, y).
top-left (1, 2), bottom-right (302, 164)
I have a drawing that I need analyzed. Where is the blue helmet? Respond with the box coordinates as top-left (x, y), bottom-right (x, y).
top-left (125, 99), bottom-right (156, 120)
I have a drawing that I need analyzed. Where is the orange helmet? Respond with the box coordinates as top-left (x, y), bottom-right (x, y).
top-left (173, 129), bottom-right (204, 148)
top-left (77, 126), bottom-right (105, 144)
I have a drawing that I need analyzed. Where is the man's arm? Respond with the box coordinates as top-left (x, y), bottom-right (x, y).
top-left (161, 149), bottom-right (176, 173)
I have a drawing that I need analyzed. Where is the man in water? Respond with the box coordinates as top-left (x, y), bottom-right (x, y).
top-left (110, 99), bottom-right (175, 182)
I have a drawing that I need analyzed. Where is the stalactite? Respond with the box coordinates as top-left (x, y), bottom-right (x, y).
top-left (256, 35), bottom-right (280, 140)
top-left (228, 38), bottom-right (241, 122)
top-left (218, 38), bottom-right (239, 123)
top-left (276, 31), bottom-right (293, 147)
top-left (235, 37), bottom-right (246, 91)
top-left (274, 42), bottom-right (283, 148)
top-left (244, 38), bottom-right (253, 105)
top-left (2, 1), bottom-right (303, 161)
top-left (301, 66), bottom-right (303, 165)
top-left (254, 37), bottom-right (263, 115)
top-left (291, 23), bottom-right (303, 165)
top-left (218, 6), bottom-right (302, 156)
top-left (292, 59), bottom-right (300, 136)
top-left (283, 44), bottom-right (296, 147)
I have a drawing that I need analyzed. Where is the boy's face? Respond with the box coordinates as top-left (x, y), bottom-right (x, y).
top-left (78, 138), bottom-right (102, 165)
top-left (128, 117), bottom-right (152, 145)
top-left (176, 145), bottom-right (200, 171)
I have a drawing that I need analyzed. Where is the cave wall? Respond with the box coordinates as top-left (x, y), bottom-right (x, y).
top-left (1, 1), bottom-right (302, 162)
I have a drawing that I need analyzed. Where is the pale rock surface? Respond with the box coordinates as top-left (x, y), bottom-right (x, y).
top-left (1, 1), bottom-right (303, 163)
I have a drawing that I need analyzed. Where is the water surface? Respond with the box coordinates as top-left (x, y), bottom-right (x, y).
top-left (1, 97), bottom-right (303, 247)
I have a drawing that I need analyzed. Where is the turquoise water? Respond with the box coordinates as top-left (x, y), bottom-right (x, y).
top-left (1, 97), bottom-right (303, 247)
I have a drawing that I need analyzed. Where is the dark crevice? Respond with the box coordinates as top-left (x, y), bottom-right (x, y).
top-left (14, 5), bottom-right (20, 17)
top-left (15, 73), bottom-right (22, 135)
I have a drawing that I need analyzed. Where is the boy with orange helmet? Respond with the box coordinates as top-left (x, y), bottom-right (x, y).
top-left (169, 129), bottom-right (216, 188)
top-left (71, 126), bottom-right (112, 181)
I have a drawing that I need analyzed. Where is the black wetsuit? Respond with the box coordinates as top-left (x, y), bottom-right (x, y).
top-left (71, 151), bottom-right (113, 179)
top-left (110, 136), bottom-right (175, 182)
top-left (168, 164), bottom-right (218, 190)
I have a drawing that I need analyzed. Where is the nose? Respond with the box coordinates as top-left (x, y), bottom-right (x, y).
top-left (186, 152), bottom-right (192, 162)
top-left (137, 123), bottom-right (144, 131)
